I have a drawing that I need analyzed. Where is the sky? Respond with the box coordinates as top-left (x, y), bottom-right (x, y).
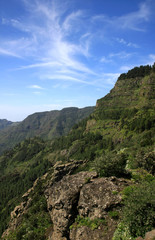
top-left (0, 0), bottom-right (155, 121)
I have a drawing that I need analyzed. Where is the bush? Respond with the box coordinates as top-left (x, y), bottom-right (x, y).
top-left (108, 211), bottom-right (119, 220)
top-left (93, 152), bottom-right (128, 178)
top-left (122, 180), bottom-right (155, 238)
top-left (70, 216), bottom-right (106, 230)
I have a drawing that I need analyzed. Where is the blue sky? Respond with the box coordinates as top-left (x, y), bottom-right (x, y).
top-left (0, 0), bottom-right (155, 121)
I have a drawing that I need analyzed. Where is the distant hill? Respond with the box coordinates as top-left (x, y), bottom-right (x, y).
top-left (0, 119), bottom-right (14, 130)
top-left (0, 106), bottom-right (94, 155)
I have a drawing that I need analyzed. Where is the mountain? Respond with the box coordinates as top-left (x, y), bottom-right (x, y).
top-left (0, 106), bottom-right (94, 155)
top-left (0, 119), bottom-right (14, 130)
top-left (0, 64), bottom-right (155, 240)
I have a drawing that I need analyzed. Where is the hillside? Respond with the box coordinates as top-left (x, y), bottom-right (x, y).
top-left (0, 119), bottom-right (15, 130)
top-left (0, 64), bottom-right (155, 240)
top-left (0, 106), bottom-right (94, 155)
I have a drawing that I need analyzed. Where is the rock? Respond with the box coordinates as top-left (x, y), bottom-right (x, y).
top-left (50, 160), bottom-right (85, 184)
top-left (46, 171), bottom-right (129, 240)
top-left (2, 159), bottom-right (131, 240)
top-left (70, 226), bottom-right (106, 240)
top-left (46, 171), bottom-right (98, 240)
top-left (145, 229), bottom-right (155, 240)
top-left (78, 177), bottom-right (126, 220)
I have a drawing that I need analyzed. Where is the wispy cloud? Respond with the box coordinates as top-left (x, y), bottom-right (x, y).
top-left (109, 51), bottom-right (133, 59)
top-left (0, 0), bottom-right (153, 89)
top-left (1, 0), bottom-right (97, 85)
top-left (92, 1), bottom-right (151, 32)
top-left (0, 47), bottom-right (21, 58)
top-left (116, 38), bottom-right (139, 48)
top-left (116, 1), bottom-right (150, 31)
top-left (28, 85), bottom-right (44, 89)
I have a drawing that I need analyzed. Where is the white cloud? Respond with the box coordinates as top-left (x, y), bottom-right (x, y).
top-left (28, 85), bottom-right (44, 89)
top-left (0, 47), bottom-right (21, 58)
top-left (117, 1), bottom-right (150, 31)
top-left (92, 1), bottom-right (151, 32)
top-left (116, 38), bottom-right (139, 48)
top-left (109, 51), bottom-right (133, 59)
top-left (41, 74), bottom-right (93, 85)
top-left (100, 56), bottom-right (112, 63)
top-left (1, 0), bottom-right (153, 92)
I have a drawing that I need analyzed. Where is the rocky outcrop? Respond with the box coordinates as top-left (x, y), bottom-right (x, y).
top-left (2, 160), bottom-right (130, 240)
top-left (45, 171), bottom-right (98, 240)
top-left (45, 169), bottom-right (130, 240)
top-left (78, 177), bottom-right (126, 219)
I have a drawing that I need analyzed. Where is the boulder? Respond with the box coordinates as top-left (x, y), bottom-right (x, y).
top-left (46, 171), bottom-right (97, 240)
top-left (46, 172), bottom-right (129, 240)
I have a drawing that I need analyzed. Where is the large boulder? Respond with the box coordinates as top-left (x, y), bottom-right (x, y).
top-left (46, 171), bottom-right (129, 240)
top-left (46, 171), bottom-right (98, 240)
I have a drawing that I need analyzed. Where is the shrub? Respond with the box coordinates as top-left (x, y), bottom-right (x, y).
top-left (70, 216), bottom-right (106, 230)
top-left (108, 211), bottom-right (119, 220)
top-left (122, 180), bottom-right (155, 238)
top-left (93, 152), bottom-right (128, 178)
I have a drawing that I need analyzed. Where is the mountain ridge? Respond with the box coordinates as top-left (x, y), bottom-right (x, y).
top-left (0, 106), bottom-right (94, 155)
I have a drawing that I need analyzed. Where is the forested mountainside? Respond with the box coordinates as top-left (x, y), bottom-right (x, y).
top-left (0, 64), bottom-right (155, 240)
top-left (0, 106), bottom-right (94, 155)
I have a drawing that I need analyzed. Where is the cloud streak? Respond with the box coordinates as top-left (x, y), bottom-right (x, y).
top-left (0, 0), bottom-right (153, 88)
top-left (92, 1), bottom-right (151, 32)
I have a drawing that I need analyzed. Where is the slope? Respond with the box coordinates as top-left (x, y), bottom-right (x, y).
top-left (0, 106), bottom-right (94, 155)
top-left (0, 119), bottom-right (15, 130)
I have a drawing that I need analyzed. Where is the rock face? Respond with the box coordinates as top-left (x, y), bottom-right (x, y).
top-left (78, 177), bottom-right (125, 219)
top-left (45, 171), bottom-right (98, 240)
top-left (45, 166), bottom-right (130, 240)
top-left (2, 161), bottom-right (130, 240)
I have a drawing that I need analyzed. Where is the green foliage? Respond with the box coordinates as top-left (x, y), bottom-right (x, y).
top-left (0, 138), bottom-right (52, 238)
top-left (70, 215), bottom-right (106, 230)
top-left (132, 149), bottom-right (155, 175)
top-left (108, 211), bottom-right (119, 220)
top-left (6, 180), bottom-right (52, 240)
top-left (122, 181), bottom-right (155, 238)
top-left (118, 64), bottom-right (152, 80)
top-left (112, 222), bottom-right (133, 240)
top-left (92, 152), bottom-right (129, 178)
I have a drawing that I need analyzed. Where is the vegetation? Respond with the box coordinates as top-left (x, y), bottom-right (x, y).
top-left (0, 138), bottom-right (52, 237)
top-left (70, 215), bottom-right (107, 230)
top-left (0, 107), bottom-right (94, 155)
top-left (0, 64), bottom-right (155, 239)
top-left (118, 64), bottom-right (152, 80)
top-left (5, 179), bottom-right (52, 240)
top-left (0, 119), bottom-right (14, 130)
top-left (122, 180), bottom-right (155, 238)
